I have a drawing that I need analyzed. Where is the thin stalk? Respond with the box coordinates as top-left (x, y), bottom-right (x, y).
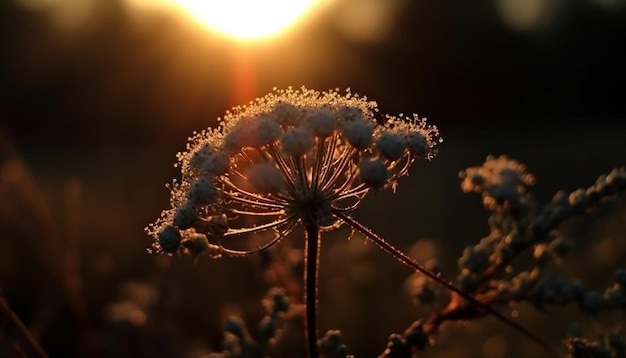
top-left (0, 296), bottom-right (48, 358)
top-left (303, 222), bottom-right (321, 358)
top-left (332, 209), bottom-right (560, 358)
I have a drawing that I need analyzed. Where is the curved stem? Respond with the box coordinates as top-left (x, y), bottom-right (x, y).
top-left (332, 210), bottom-right (560, 358)
top-left (304, 222), bottom-right (320, 358)
top-left (0, 296), bottom-right (48, 358)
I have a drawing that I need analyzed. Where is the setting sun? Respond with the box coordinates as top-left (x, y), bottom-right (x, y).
top-left (165, 0), bottom-right (321, 41)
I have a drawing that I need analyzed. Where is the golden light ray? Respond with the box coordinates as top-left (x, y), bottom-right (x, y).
top-left (165, 0), bottom-right (321, 41)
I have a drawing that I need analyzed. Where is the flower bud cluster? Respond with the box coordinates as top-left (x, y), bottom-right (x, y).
top-left (460, 155), bottom-right (535, 210)
top-left (318, 330), bottom-right (350, 358)
top-left (380, 333), bottom-right (410, 358)
top-left (568, 331), bottom-right (626, 358)
top-left (220, 316), bottom-right (260, 358)
top-left (259, 287), bottom-right (292, 340)
top-left (534, 167), bottom-right (626, 235)
top-left (147, 87), bottom-right (440, 256)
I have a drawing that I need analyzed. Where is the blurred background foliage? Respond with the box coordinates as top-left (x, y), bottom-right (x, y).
top-left (0, 0), bottom-right (625, 357)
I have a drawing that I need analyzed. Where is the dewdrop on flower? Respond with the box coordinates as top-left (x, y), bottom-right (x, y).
top-left (146, 87), bottom-right (440, 256)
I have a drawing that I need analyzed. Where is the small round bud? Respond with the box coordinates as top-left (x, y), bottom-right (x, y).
top-left (248, 163), bottom-right (284, 193)
top-left (189, 144), bottom-right (215, 169)
top-left (201, 152), bottom-right (229, 176)
top-left (406, 132), bottom-right (429, 157)
top-left (173, 203), bottom-right (197, 229)
top-left (319, 330), bottom-right (348, 358)
top-left (548, 237), bottom-right (573, 257)
top-left (359, 159), bottom-right (389, 188)
top-left (224, 316), bottom-right (247, 339)
top-left (405, 321), bottom-right (429, 351)
top-left (252, 115), bottom-right (281, 146)
top-left (188, 177), bottom-right (218, 205)
top-left (273, 101), bottom-right (302, 127)
top-left (384, 334), bottom-right (410, 357)
top-left (459, 246), bottom-right (490, 273)
top-left (223, 120), bottom-right (253, 152)
top-left (615, 269), bottom-right (626, 287)
top-left (342, 120), bottom-right (373, 149)
top-left (258, 316), bottom-right (278, 339)
top-left (499, 168), bottom-right (524, 186)
top-left (280, 128), bottom-right (313, 156)
top-left (533, 244), bottom-right (551, 265)
top-left (376, 132), bottom-right (406, 160)
top-left (470, 173), bottom-right (485, 186)
top-left (583, 291), bottom-right (604, 314)
top-left (338, 106), bottom-right (363, 122)
top-left (158, 225), bottom-right (181, 253)
top-left (304, 108), bottom-right (337, 138)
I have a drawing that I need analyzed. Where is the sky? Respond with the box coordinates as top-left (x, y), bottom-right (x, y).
top-left (1, 0), bottom-right (625, 152)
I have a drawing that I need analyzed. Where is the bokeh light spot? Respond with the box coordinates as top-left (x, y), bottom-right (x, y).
top-left (147, 0), bottom-right (322, 41)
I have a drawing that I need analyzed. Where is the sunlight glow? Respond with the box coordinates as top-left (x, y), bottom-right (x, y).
top-left (165, 0), bottom-right (320, 40)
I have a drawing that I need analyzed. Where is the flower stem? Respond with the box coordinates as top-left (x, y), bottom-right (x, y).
top-left (0, 295), bottom-right (49, 358)
top-left (304, 222), bottom-right (320, 358)
top-left (332, 209), bottom-right (560, 358)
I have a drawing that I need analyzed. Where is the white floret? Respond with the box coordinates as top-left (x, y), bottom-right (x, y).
top-left (280, 128), bottom-right (313, 156)
top-left (251, 115), bottom-right (281, 147)
top-left (201, 152), bottom-right (230, 176)
top-left (173, 202), bottom-right (197, 229)
top-left (376, 132), bottom-right (407, 160)
top-left (272, 101), bottom-right (303, 127)
top-left (248, 163), bottom-right (285, 193)
top-left (406, 132), bottom-right (429, 158)
top-left (189, 144), bottom-right (215, 170)
top-left (359, 159), bottom-right (389, 188)
top-left (158, 225), bottom-right (182, 253)
top-left (304, 108), bottom-right (337, 138)
top-left (342, 120), bottom-right (373, 150)
top-left (188, 177), bottom-right (218, 205)
top-left (338, 106), bottom-right (364, 122)
top-left (223, 121), bottom-right (253, 152)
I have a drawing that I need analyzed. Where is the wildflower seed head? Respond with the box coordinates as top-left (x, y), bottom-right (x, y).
top-left (146, 87), bottom-right (440, 255)
top-left (460, 155), bottom-right (535, 194)
top-left (460, 155), bottom-right (534, 209)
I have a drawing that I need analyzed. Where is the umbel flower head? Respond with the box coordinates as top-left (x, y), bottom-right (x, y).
top-left (146, 87), bottom-right (440, 257)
